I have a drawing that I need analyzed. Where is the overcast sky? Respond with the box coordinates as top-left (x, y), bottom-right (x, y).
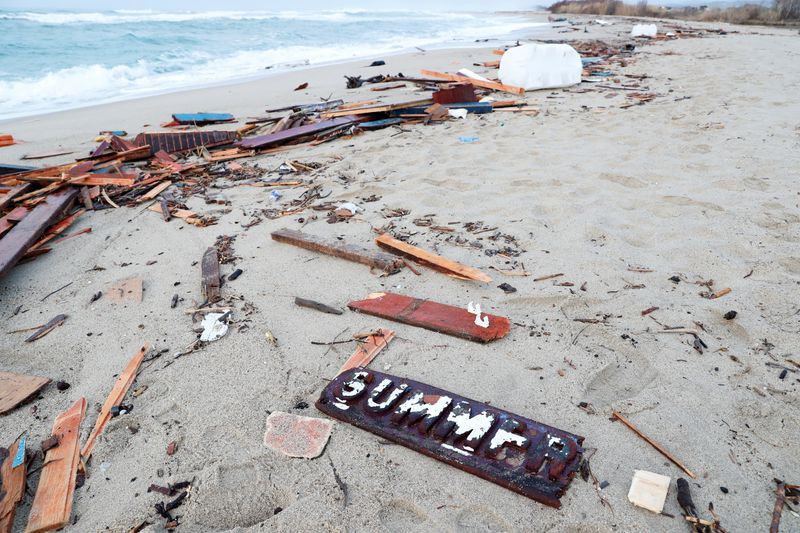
top-left (0, 0), bottom-right (539, 10)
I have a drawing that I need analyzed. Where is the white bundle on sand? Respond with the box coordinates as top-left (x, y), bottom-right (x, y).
top-left (498, 43), bottom-right (582, 91)
top-left (631, 24), bottom-right (658, 37)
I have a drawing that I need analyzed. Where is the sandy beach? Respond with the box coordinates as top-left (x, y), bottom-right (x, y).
top-left (1, 14), bottom-right (799, 533)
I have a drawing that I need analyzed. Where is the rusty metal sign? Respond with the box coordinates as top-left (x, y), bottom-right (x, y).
top-left (316, 368), bottom-right (584, 508)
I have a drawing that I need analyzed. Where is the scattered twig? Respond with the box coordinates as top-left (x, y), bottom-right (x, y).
top-left (612, 411), bottom-right (695, 478)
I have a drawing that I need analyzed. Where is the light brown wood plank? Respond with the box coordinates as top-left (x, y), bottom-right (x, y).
top-left (0, 436), bottom-right (27, 533)
top-left (0, 371), bottom-right (50, 415)
top-left (375, 233), bottom-right (491, 282)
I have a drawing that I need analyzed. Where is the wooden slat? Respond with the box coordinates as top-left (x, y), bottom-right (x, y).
top-left (81, 343), bottom-right (150, 460)
top-left (420, 70), bottom-right (524, 95)
top-left (337, 328), bottom-right (395, 375)
top-left (348, 292), bottom-right (511, 343)
top-left (376, 233), bottom-right (491, 282)
top-left (201, 247), bottom-right (220, 303)
top-left (25, 398), bottom-right (86, 533)
top-left (140, 181), bottom-right (171, 201)
top-left (0, 188), bottom-right (77, 279)
top-left (68, 175), bottom-right (136, 187)
top-left (321, 99), bottom-right (434, 119)
top-left (26, 209), bottom-right (84, 254)
top-left (0, 436), bottom-right (27, 533)
top-left (0, 371), bottom-right (50, 415)
top-left (238, 117), bottom-right (357, 150)
top-left (0, 207), bottom-right (30, 237)
top-left (0, 183), bottom-right (32, 210)
top-left (271, 228), bottom-right (404, 273)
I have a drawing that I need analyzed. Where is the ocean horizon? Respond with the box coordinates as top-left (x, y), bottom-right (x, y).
top-left (0, 9), bottom-right (546, 120)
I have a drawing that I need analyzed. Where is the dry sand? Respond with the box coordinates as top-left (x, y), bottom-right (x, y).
top-left (1, 14), bottom-right (799, 533)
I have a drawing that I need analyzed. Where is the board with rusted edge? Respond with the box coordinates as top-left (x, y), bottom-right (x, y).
top-left (271, 228), bottom-right (404, 273)
top-left (348, 292), bottom-right (510, 343)
top-left (0, 188), bottom-right (77, 280)
top-left (317, 368), bottom-right (584, 508)
top-left (0, 436), bottom-right (27, 533)
top-left (25, 397), bottom-right (86, 533)
top-left (0, 371), bottom-right (51, 415)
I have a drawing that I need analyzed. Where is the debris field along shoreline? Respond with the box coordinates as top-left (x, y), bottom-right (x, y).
top-left (1, 13), bottom-right (799, 533)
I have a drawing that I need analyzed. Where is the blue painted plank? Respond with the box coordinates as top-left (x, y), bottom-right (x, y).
top-left (171, 113), bottom-right (235, 124)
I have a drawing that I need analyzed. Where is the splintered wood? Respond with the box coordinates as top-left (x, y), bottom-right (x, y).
top-left (25, 398), bottom-right (86, 533)
top-left (271, 228), bottom-right (404, 273)
top-left (0, 371), bottom-right (51, 414)
top-left (337, 328), bottom-right (395, 375)
top-left (0, 436), bottom-right (27, 533)
top-left (375, 233), bottom-right (491, 282)
top-left (81, 343), bottom-right (150, 461)
top-left (201, 247), bottom-right (221, 303)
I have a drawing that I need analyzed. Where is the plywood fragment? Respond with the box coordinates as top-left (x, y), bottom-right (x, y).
top-left (0, 436), bottom-right (27, 533)
top-left (628, 470), bottom-right (670, 513)
top-left (0, 371), bottom-right (50, 415)
top-left (337, 328), bottom-right (395, 375)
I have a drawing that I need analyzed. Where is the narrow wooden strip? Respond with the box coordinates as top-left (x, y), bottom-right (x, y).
top-left (68, 175), bottom-right (135, 187)
top-left (612, 411), bottom-right (696, 478)
top-left (81, 343), bottom-right (150, 461)
top-left (337, 328), bottom-right (395, 375)
top-left (0, 207), bottom-right (30, 237)
top-left (271, 228), bottom-right (404, 273)
top-left (25, 314), bottom-right (67, 343)
top-left (25, 397), bottom-right (86, 533)
top-left (26, 209), bottom-right (84, 253)
top-left (0, 183), bottom-right (32, 210)
top-left (376, 233), bottom-right (491, 282)
top-left (201, 247), bottom-right (221, 303)
top-left (140, 181), bottom-right (171, 201)
top-left (321, 99), bottom-right (433, 119)
top-left (420, 70), bottom-right (524, 95)
top-left (0, 435), bottom-right (27, 533)
top-left (295, 297), bottom-right (343, 315)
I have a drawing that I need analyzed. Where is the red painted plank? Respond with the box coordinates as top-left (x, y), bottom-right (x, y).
top-left (348, 292), bottom-right (511, 343)
top-left (0, 189), bottom-right (77, 279)
top-left (238, 117), bottom-right (356, 150)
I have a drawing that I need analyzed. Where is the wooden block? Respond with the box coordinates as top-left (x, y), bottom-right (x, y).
top-left (0, 436), bottom-right (27, 533)
top-left (628, 470), bottom-right (671, 513)
top-left (108, 278), bottom-right (143, 303)
top-left (337, 328), bottom-right (395, 375)
top-left (375, 233), bottom-right (491, 282)
top-left (271, 228), bottom-right (404, 273)
top-left (0, 371), bottom-right (50, 415)
top-left (263, 412), bottom-right (333, 459)
top-left (420, 70), bottom-right (524, 95)
top-left (348, 292), bottom-right (510, 343)
top-left (81, 343), bottom-right (150, 460)
top-left (201, 247), bottom-right (221, 303)
top-left (433, 83), bottom-right (477, 104)
top-left (25, 398), bottom-right (86, 533)
top-left (0, 188), bottom-right (77, 280)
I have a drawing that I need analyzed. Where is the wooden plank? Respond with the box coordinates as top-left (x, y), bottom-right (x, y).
top-left (337, 328), bottom-right (395, 375)
top-left (0, 187), bottom-right (77, 279)
top-left (0, 436), bottom-right (27, 533)
top-left (0, 183), bottom-right (32, 210)
top-left (348, 292), bottom-right (511, 343)
top-left (108, 278), bottom-right (143, 302)
top-left (295, 297), bottom-right (343, 315)
top-left (26, 209), bottom-right (84, 253)
top-left (0, 207), bottom-right (29, 237)
top-left (68, 175), bottom-right (136, 187)
top-left (24, 398), bottom-right (86, 533)
top-left (271, 228), bottom-right (404, 273)
top-left (81, 343), bottom-right (150, 461)
top-left (321, 99), bottom-right (434, 119)
top-left (148, 204), bottom-right (196, 220)
top-left (21, 150), bottom-right (75, 160)
top-left (140, 181), bottom-right (171, 201)
top-left (420, 70), bottom-right (524, 95)
top-left (201, 247), bottom-right (221, 303)
top-left (0, 371), bottom-right (50, 415)
top-left (25, 315), bottom-right (67, 343)
top-left (238, 117), bottom-right (357, 150)
top-left (376, 233), bottom-right (491, 282)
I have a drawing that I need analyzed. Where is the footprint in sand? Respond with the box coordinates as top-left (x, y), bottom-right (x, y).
top-left (378, 499), bottom-right (428, 529)
top-left (454, 505), bottom-right (512, 532)
top-left (583, 332), bottom-right (659, 408)
top-left (599, 172), bottom-right (647, 189)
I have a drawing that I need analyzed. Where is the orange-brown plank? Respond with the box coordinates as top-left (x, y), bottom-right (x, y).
top-left (0, 371), bottom-right (51, 415)
top-left (0, 436), bottom-right (27, 533)
top-left (24, 398), bottom-right (86, 533)
top-left (376, 233), bottom-right (491, 282)
top-left (420, 69), bottom-right (524, 95)
top-left (82, 344), bottom-right (149, 460)
top-left (337, 328), bottom-right (395, 375)
top-left (0, 207), bottom-right (30, 237)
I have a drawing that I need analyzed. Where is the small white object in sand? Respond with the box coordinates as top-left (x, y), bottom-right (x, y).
top-left (200, 312), bottom-right (229, 342)
top-left (628, 470), bottom-right (671, 513)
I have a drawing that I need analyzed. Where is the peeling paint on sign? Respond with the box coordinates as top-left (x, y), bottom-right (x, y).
top-left (316, 368), bottom-right (584, 508)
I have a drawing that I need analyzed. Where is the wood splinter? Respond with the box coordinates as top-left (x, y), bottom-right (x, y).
top-left (612, 411), bottom-right (696, 478)
top-left (295, 297), bottom-right (343, 315)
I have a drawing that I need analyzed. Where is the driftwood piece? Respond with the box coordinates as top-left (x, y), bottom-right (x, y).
top-left (201, 247), bottom-right (221, 303)
top-left (25, 398), bottom-right (86, 533)
top-left (82, 343), bottom-right (150, 461)
top-left (612, 411), bottom-right (696, 478)
top-left (375, 233), bottom-right (491, 282)
top-left (0, 436), bottom-right (27, 533)
top-left (25, 314), bottom-right (67, 343)
top-left (337, 328), bottom-right (395, 375)
top-left (771, 480), bottom-right (785, 533)
top-left (348, 292), bottom-right (510, 343)
top-left (295, 297), bottom-right (343, 315)
top-left (271, 228), bottom-right (404, 273)
top-left (0, 188), bottom-right (77, 279)
top-left (0, 371), bottom-right (51, 415)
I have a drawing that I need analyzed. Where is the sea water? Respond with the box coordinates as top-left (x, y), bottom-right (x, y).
top-left (0, 9), bottom-right (545, 120)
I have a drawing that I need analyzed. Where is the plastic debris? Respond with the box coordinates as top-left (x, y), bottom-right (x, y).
top-left (200, 312), bottom-right (229, 342)
top-left (499, 43), bottom-right (582, 90)
top-left (448, 108), bottom-right (468, 119)
top-left (631, 24), bottom-right (658, 37)
top-left (628, 470), bottom-right (671, 513)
